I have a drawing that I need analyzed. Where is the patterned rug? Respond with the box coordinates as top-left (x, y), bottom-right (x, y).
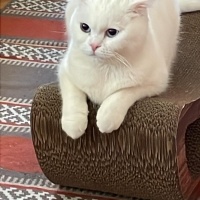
top-left (0, 0), bottom-right (143, 199)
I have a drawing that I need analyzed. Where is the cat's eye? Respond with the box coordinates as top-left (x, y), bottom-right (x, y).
top-left (80, 23), bottom-right (91, 33)
top-left (106, 29), bottom-right (119, 38)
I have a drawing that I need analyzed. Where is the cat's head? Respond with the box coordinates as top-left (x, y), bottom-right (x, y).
top-left (67, 0), bottom-right (153, 59)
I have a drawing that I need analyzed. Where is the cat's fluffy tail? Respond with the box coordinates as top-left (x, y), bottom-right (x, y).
top-left (179, 0), bottom-right (200, 13)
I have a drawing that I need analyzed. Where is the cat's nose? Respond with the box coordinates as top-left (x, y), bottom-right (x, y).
top-left (90, 43), bottom-right (101, 52)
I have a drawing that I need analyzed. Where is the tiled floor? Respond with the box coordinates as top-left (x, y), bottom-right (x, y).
top-left (0, 0), bottom-right (11, 9)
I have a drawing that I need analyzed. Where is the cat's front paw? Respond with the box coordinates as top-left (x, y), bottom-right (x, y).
top-left (96, 104), bottom-right (126, 133)
top-left (61, 113), bottom-right (88, 139)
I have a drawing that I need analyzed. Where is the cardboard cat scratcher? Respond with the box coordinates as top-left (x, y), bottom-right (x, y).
top-left (31, 12), bottom-right (200, 200)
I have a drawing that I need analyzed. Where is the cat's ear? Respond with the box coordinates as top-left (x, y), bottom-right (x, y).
top-left (128, 0), bottom-right (154, 15)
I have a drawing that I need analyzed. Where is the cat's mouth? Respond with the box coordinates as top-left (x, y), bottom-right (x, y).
top-left (84, 49), bottom-right (112, 60)
top-left (87, 51), bottom-right (100, 57)
top-left (91, 52), bottom-right (97, 56)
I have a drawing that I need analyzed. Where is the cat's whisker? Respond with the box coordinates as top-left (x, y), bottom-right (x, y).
top-left (113, 52), bottom-right (133, 70)
top-left (102, 48), bottom-right (136, 80)
top-left (102, 48), bottom-right (133, 72)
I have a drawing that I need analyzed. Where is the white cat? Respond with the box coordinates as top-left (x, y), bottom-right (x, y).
top-left (58, 0), bottom-right (199, 139)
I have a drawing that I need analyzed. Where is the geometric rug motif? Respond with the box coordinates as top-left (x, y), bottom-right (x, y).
top-left (0, 42), bottom-right (65, 63)
top-left (2, 0), bottom-right (67, 19)
top-left (0, 98), bottom-right (31, 134)
top-left (0, 186), bottom-right (93, 200)
top-left (0, 102), bottom-right (31, 126)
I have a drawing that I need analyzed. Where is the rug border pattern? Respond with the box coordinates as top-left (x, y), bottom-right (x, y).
top-left (2, 9), bottom-right (65, 19)
top-left (0, 58), bottom-right (57, 69)
top-left (1, 38), bottom-right (68, 47)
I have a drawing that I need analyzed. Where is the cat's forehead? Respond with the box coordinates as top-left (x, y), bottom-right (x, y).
top-left (77, 0), bottom-right (129, 29)
top-left (84, 0), bottom-right (129, 13)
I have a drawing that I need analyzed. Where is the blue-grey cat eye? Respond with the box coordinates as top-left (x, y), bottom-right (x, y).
top-left (80, 23), bottom-right (91, 33)
top-left (106, 29), bottom-right (119, 38)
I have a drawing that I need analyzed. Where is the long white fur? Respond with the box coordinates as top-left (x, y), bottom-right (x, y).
top-left (179, 0), bottom-right (200, 12)
top-left (58, 0), bottom-right (199, 139)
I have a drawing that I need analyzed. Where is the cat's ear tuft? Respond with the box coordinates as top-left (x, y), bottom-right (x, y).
top-left (128, 0), bottom-right (154, 15)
